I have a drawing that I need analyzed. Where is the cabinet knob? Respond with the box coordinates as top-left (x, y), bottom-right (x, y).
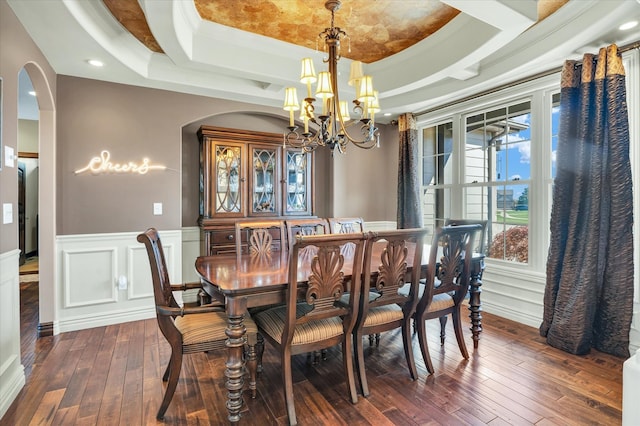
top-left (240, 177), bottom-right (246, 182)
top-left (227, 234), bottom-right (234, 240)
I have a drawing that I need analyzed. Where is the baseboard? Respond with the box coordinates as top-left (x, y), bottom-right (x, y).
top-left (482, 301), bottom-right (542, 329)
top-left (37, 322), bottom-right (53, 337)
top-left (56, 306), bottom-right (156, 333)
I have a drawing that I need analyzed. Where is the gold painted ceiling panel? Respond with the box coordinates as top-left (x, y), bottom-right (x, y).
top-left (103, 0), bottom-right (569, 63)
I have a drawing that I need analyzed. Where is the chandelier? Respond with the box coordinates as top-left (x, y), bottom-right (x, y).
top-left (283, 0), bottom-right (381, 154)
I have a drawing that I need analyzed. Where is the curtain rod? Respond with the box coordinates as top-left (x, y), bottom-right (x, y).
top-left (416, 39), bottom-right (640, 117)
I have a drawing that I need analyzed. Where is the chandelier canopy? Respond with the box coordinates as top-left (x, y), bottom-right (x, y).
top-left (283, 0), bottom-right (381, 154)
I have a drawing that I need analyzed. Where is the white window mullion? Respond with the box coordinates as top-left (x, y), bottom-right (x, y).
top-left (529, 90), bottom-right (547, 271)
top-left (452, 113), bottom-right (465, 217)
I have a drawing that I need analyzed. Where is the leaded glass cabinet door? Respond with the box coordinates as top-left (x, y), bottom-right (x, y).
top-left (249, 144), bottom-right (280, 216)
top-left (284, 148), bottom-right (312, 215)
top-left (214, 142), bottom-right (245, 217)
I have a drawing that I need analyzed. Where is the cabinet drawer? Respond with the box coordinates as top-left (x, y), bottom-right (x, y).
top-left (203, 226), bottom-right (286, 255)
top-left (210, 230), bottom-right (244, 244)
top-left (209, 244), bottom-right (237, 255)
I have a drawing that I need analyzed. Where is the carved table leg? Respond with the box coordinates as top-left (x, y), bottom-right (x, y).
top-left (225, 297), bottom-right (247, 424)
top-left (468, 258), bottom-right (485, 349)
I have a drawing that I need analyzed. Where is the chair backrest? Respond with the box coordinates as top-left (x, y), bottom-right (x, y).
top-left (362, 228), bottom-right (429, 317)
top-left (137, 228), bottom-right (179, 310)
top-left (235, 220), bottom-right (286, 255)
top-left (444, 219), bottom-right (488, 255)
top-left (283, 233), bottom-right (366, 346)
top-left (417, 224), bottom-right (480, 313)
top-left (328, 217), bottom-right (364, 234)
top-left (285, 218), bottom-right (329, 251)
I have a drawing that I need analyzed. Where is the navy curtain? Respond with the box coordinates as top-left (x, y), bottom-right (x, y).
top-left (540, 45), bottom-right (633, 357)
top-left (397, 113), bottom-right (423, 229)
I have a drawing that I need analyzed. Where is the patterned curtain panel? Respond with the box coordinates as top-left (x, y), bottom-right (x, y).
top-left (397, 113), bottom-right (423, 229)
top-left (540, 45), bottom-right (634, 357)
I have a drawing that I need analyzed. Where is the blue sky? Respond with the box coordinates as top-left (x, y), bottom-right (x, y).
top-left (495, 107), bottom-right (560, 200)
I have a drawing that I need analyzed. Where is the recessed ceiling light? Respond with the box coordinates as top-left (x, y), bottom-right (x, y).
top-left (619, 21), bottom-right (638, 31)
top-left (384, 112), bottom-right (391, 116)
top-left (87, 59), bottom-right (104, 67)
top-left (28, 91), bottom-right (36, 96)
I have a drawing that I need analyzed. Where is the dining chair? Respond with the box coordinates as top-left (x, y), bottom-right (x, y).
top-left (328, 217), bottom-right (365, 234)
top-left (284, 218), bottom-right (332, 363)
top-left (235, 219), bottom-right (287, 256)
top-left (137, 228), bottom-right (261, 420)
top-left (413, 224), bottom-right (480, 375)
top-left (444, 218), bottom-right (488, 255)
top-left (439, 219), bottom-right (487, 344)
top-left (285, 218), bottom-right (329, 251)
top-left (354, 228), bottom-right (428, 397)
top-left (253, 233), bottom-right (366, 426)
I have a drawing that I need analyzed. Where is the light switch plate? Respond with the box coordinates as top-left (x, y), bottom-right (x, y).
top-left (3, 203), bottom-right (13, 224)
top-left (4, 146), bottom-right (14, 168)
top-left (153, 202), bottom-right (163, 215)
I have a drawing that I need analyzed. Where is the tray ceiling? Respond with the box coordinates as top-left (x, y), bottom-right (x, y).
top-left (9, 0), bottom-right (640, 123)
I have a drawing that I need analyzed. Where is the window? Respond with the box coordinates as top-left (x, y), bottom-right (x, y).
top-left (419, 78), bottom-right (560, 270)
top-left (465, 101), bottom-right (532, 263)
top-left (422, 122), bottom-right (453, 237)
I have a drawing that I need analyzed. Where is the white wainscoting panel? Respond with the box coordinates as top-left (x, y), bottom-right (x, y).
top-left (56, 230), bottom-right (183, 333)
top-left (181, 227), bottom-right (202, 305)
top-left (482, 260), bottom-right (640, 353)
top-left (480, 261), bottom-right (546, 328)
top-left (363, 221), bottom-right (397, 232)
top-left (0, 249), bottom-right (25, 420)
top-left (127, 244), bottom-right (154, 300)
top-left (63, 247), bottom-right (118, 307)
top-left (182, 227), bottom-right (201, 283)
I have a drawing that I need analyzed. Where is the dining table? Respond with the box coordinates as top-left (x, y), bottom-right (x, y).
top-left (195, 242), bottom-right (485, 424)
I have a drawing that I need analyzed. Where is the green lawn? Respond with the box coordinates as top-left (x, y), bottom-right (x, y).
top-left (495, 210), bottom-right (529, 225)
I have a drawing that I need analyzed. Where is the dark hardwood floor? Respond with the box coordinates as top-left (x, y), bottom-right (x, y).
top-left (3, 282), bottom-right (623, 425)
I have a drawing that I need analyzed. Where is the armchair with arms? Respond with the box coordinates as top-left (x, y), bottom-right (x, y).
top-left (137, 228), bottom-right (260, 420)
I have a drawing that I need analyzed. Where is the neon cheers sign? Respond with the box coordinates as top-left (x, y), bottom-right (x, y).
top-left (75, 150), bottom-right (167, 175)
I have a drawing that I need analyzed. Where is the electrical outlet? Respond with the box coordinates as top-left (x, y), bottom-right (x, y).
top-left (117, 275), bottom-right (128, 290)
top-left (153, 202), bottom-right (163, 215)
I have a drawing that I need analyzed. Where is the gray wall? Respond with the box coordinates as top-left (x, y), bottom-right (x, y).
top-left (332, 123), bottom-right (399, 221)
top-left (56, 76), bottom-right (398, 236)
top-left (0, 0), bottom-right (56, 254)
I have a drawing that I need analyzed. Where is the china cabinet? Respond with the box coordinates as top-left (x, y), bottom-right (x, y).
top-left (197, 126), bottom-right (315, 255)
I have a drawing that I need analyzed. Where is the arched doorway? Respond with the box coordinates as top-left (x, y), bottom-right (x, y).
top-left (17, 68), bottom-right (40, 374)
top-left (17, 68), bottom-right (39, 265)
top-left (21, 62), bottom-right (55, 338)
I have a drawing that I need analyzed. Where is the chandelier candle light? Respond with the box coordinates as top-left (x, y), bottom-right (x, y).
top-left (283, 0), bottom-right (381, 154)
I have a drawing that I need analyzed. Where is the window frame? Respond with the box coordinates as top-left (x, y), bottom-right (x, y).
top-left (417, 73), bottom-right (559, 274)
